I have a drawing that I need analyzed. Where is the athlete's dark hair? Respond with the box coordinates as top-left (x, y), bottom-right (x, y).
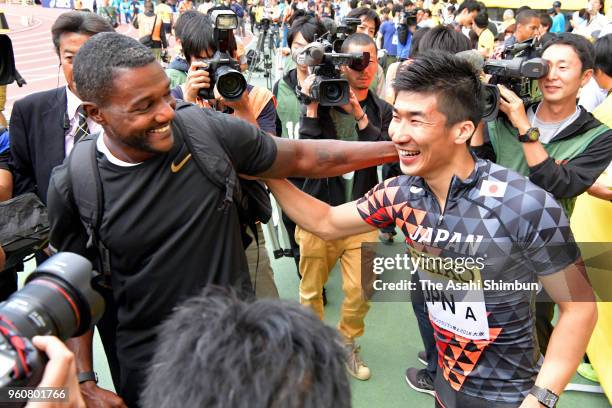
top-left (542, 32), bottom-right (594, 72)
top-left (341, 32), bottom-right (377, 53)
top-left (593, 34), bottom-right (612, 77)
top-left (287, 15), bottom-right (326, 48)
top-left (73, 32), bottom-right (155, 106)
top-left (174, 10), bottom-right (200, 41)
top-left (417, 25), bottom-right (471, 55)
top-left (393, 51), bottom-right (483, 126)
top-left (347, 7), bottom-right (381, 35)
top-left (141, 287), bottom-right (351, 408)
top-left (51, 11), bottom-right (115, 56)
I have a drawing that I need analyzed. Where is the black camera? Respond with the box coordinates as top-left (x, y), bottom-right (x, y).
top-left (295, 38), bottom-right (369, 106)
top-left (198, 10), bottom-right (247, 101)
top-left (259, 17), bottom-right (272, 31)
top-left (481, 40), bottom-right (549, 121)
top-left (0, 253), bottom-right (104, 397)
top-left (397, 10), bottom-right (417, 46)
top-left (332, 17), bottom-right (361, 52)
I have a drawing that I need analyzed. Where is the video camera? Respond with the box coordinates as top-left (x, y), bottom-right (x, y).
top-left (259, 17), bottom-right (272, 31)
top-left (198, 10), bottom-right (247, 101)
top-left (397, 10), bottom-right (417, 46)
top-left (332, 17), bottom-right (361, 52)
top-left (295, 36), bottom-right (370, 106)
top-left (481, 39), bottom-right (548, 121)
top-left (0, 253), bottom-right (104, 401)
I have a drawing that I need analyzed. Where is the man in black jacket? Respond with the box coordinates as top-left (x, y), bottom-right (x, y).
top-left (471, 33), bottom-right (612, 356)
top-left (298, 33), bottom-right (393, 381)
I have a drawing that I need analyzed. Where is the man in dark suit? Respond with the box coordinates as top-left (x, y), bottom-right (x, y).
top-left (9, 11), bottom-right (114, 203)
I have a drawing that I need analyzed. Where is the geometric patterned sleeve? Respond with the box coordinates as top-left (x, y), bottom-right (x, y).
top-left (519, 185), bottom-right (581, 277)
top-left (355, 177), bottom-right (397, 229)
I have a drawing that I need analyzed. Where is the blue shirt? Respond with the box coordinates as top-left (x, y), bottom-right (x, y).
top-left (0, 129), bottom-right (9, 171)
top-left (551, 13), bottom-right (565, 33)
top-left (379, 21), bottom-right (398, 57)
top-left (396, 31), bottom-right (412, 60)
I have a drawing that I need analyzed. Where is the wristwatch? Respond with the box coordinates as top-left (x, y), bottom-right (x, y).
top-left (529, 385), bottom-right (559, 408)
top-left (518, 127), bottom-right (540, 143)
top-left (78, 371), bottom-right (98, 384)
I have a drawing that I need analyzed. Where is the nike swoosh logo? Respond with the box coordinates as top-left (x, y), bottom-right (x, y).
top-left (171, 153), bottom-right (192, 173)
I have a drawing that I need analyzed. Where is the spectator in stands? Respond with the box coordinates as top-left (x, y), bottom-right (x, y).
top-left (539, 11), bottom-right (557, 46)
top-left (500, 8), bottom-right (515, 32)
top-left (156, 0), bottom-right (174, 37)
top-left (377, 5), bottom-right (403, 68)
top-left (504, 8), bottom-right (541, 49)
top-left (448, 0), bottom-right (481, 33)
top-left (574, 0), bottom-right (609, 40)
top-left (551, 1), bottom-right (566, 32)
top-left (142, 287), bottom-right (351, 408)
top-left (133, 1), bottom-right (167, 62)
top-left (473, 11), bottom-right (494, 57)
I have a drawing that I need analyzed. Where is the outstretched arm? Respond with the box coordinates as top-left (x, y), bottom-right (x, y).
top-left (265, 178), bottom-right (375, 240)
top-left (258, 138), bottom-right (398, 179)
top-left (520, 262), bottom-right (597, 408)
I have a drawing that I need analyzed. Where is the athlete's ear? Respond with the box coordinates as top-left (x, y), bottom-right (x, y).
top-left (453, 120), bottom-right (475, 145)
top-left (83, 102), bottom-right (106, 126)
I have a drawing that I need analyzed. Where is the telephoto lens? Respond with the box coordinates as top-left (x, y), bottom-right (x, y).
top-left (0, 252), bottom-right (104, 390)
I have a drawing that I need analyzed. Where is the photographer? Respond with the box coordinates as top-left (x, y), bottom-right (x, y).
top-left (273, 15), bottom-right (326, 271)
top-left (171, 12), bottom-right (276, 134)
top-left (472, 33), bottom-right (612, 353)
top-left (169, 11), bottom-right (279, 298)
top-left (24, 336), bottom-right (85, 408)
top-left (346, 7), bottom-right (387, 98)
top-left (297, 33), bottom-right (392, 381)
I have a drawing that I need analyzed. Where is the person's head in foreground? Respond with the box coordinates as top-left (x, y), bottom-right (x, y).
top-left (141, 287), bottom-right (351, 408)
top-left (391, 51), bottom-right (482, 177)
top-left (73, 32), bottom-right (176, 163)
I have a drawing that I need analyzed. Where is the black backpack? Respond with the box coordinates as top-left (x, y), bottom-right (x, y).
top-left (67, 102), bottom-right (272, 282)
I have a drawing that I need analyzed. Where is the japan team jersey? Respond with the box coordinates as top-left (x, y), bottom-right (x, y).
top-left (356, 158), bottom-right (581, 405)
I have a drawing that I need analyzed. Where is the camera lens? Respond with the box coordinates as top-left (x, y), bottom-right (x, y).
top-left (215, 65), bottom-right (247, 101)
top-left (323, 83), bottom-right (342, 103)
top-left (317, 79), bottom-right (349, 106)
top-left (481, 84), bottom-right (499, 122)
top-left (0, 253), bottom-right (104, 341)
